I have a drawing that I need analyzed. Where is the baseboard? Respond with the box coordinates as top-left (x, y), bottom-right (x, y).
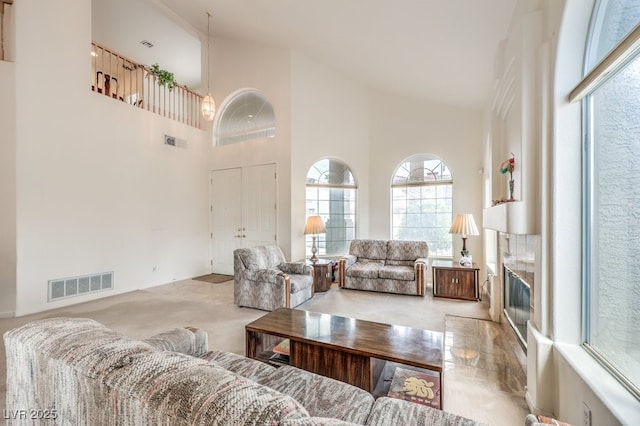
top-left (525, 390), bottom-right (555, 418)
top-left (0, 310), bottom-right (15, 318)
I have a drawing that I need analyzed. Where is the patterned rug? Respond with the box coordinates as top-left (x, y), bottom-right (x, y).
top-left (192, 274), bottom-right (234, 284)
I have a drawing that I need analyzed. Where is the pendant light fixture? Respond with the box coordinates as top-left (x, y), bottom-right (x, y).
top-left (201, 12), bottom-right (216, 121)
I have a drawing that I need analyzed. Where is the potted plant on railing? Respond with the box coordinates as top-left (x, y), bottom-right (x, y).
top-left (148, 63), bottom-right (176, 90)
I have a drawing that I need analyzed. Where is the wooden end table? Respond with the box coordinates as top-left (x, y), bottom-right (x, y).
top-left (308, 259), bottom-right (333, 292)
top-left (432, 259), bottom-right (480, 301)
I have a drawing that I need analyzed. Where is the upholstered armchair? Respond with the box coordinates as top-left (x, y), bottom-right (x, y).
top-left (234, 245), bottom-right (314, 311)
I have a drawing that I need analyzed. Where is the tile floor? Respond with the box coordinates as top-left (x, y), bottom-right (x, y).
top-left (443, 315), bottom-right (529, 425)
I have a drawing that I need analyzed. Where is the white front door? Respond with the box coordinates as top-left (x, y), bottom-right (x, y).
top-left (211, 168), bottom-right (243, 275)
top-left (242, 164), bottom-right (277, 248)
top-left (210, 164), bottom-right (277, 275)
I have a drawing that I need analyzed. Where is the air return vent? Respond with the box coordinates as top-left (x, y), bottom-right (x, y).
top-left (48, 271), bottom-right (113, 301)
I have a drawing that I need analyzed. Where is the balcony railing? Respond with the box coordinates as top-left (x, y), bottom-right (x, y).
top-left (91, 42), bottom-right (204, 128)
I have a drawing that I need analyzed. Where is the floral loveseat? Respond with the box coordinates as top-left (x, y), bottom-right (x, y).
top-left (234, 245), bottom-right (314, 311)
top-left (4, 317), bottom-right (485, 425)
top-left (339, 239), bottom-right (428, 296)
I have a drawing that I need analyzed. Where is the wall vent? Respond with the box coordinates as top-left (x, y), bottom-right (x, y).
top-left (48, 271), bottom-right (113, 301)
top-left (164, 134), bottom-right (187, 149)
top-left (140, 40), bottom-right (154, 48)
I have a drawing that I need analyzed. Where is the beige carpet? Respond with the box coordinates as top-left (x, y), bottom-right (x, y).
top-left (192, 273), bottom-right (234, 284)
top-left (0, 279), bottom-right (528, 425)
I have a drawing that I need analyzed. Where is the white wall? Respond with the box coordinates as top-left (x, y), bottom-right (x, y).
top-left (290, 52), bottom-right (370, 261)
top-left (13, 0), bottom-right (211, 316)
top-left (209, 37), bottom-right (293, 258)
top-left (368, 91), bottom-right (484, 265)
top-left (0, 60), bottom-right (16, 317)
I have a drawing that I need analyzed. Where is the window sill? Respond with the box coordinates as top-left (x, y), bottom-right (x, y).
top-left (555, 342), bottom-right (640, 425)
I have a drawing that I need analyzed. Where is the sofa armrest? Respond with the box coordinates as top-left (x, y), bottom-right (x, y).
top-left (252, 268), bottom-right (288, 282)
top-left (143, 327), bottom-right (208, 357)
top-left (279, 262), bottom-right (312, 275)
top-left (414, 257), bottom-right (427, 267)
top-left (338, 255), bottom-right (357, 288)
top-left (340, 255), bottom-right (357, 269)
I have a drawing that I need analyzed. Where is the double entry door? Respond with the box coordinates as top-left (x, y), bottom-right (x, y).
top-left (210, 164), bottom-right (277, 275)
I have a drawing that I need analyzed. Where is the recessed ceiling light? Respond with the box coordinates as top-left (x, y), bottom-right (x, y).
top-left (140, 40), bottom-right (154, 48)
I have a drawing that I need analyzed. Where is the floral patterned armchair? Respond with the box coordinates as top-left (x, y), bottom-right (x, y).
top-left (234, 245), bottom-right (314, 311)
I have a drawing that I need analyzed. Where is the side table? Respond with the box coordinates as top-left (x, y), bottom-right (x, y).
top-left (309, 259), bottom-right (333, 292)
top-left (432, 259), bottom-right (480, 301)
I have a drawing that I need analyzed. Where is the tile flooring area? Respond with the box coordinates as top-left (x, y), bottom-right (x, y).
top-left (444, 315), bottom-right (529, 425)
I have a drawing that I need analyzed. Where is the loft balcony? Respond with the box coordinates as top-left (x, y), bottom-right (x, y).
top-left (91, 42), bottom-right (205, 129)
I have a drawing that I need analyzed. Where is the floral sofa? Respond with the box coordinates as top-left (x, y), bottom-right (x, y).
top-left (339, 239), bottom-right (429, 296)
top-left (4, 317), bottom-right (485, 425)
top-left (234, 245), bottom-right (314, 311)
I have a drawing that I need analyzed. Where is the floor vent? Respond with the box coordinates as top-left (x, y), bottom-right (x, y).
top-left (48, 272), bottom-right (113, 301)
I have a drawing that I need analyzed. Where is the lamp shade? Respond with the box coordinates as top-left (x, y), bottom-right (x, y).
top-left (449, 214), bottom-right (479, 237)
top-left (304, 216), bottom-right (326, 235)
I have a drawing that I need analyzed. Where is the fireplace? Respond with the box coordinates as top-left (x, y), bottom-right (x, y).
top-left (503, 264), bottom-right (530, 352)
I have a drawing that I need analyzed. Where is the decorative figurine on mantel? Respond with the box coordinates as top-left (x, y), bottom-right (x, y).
top-left (499, 153), bottom-right (516, 201)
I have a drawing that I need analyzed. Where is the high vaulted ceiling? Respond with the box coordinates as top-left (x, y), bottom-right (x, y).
top-left (94, 0), bottom-right (518, 110)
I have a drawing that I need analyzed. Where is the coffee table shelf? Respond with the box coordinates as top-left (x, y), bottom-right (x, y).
top-left (245, 308), bottom-right (444, 408)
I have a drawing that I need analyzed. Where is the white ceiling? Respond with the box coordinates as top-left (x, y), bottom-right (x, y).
top-left (93, 0), bottom-right (518, 110)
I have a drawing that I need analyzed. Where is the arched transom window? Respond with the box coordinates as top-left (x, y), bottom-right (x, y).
top-left (391, 155), bottom-right (453, 256)
top-left (214, 89), bottom-right (276, 146)
top-left (305, 159), bottom-right (356, 257)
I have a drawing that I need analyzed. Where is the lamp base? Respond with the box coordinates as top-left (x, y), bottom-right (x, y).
top-left (310, 236), bottom-right (318, 264)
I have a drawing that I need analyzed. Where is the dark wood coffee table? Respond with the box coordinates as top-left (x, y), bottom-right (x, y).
top-left (245, 308), bottom-right (444, 407)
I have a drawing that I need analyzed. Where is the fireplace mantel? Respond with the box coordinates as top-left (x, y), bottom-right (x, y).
top-left (482, 201), bottom-right (538, 235)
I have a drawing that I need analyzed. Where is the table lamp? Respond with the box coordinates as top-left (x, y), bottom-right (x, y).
top-left (304, 215), bottom-right (326, 263)
top-left (449, 213), bottom-right (479, 265)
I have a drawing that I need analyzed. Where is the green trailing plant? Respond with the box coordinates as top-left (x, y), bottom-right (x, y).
top-left (149, 63), bottom-right (176, 90)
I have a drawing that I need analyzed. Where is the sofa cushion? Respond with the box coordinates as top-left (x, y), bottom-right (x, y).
top-left (200, 350), bottom-right (276, 383)
top-left (259, 365), bottom-right (375, 424)
top-left (5, 317), bottom-right (156, 380)
top-left (102, 352), bottom-right (310, 424)
top-left (144, 327), bottom-right (208, 357)
top-left (289, 274), bottom-right (314, 293)
top-left (349, 239), bottom-right (388, 260)
top-left (280, 262), bottom-right (313, 275)
top-left (237, 245), bottom-right (286, 270)
top-left (366, 397), bottom-right (486, 426)
top-left (379, 265), bottom-right (415, 281)
top-left (386, 240), bottom-right (428, 262)
top-left (345, 262), bottom-right (381, 279)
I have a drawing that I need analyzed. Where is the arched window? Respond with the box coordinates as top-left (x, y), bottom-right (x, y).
top-left (391, 155), bottom-right (453, 256)
top-left (214, 89), bottom-right (276, 146)
top-left (305, 159), bottom-right (356, 257)
top-left (577, 0), bottom-right (640, 398)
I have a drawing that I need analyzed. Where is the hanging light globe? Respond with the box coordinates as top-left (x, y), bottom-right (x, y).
top-left (202, 94), bottom-right (215, 121)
